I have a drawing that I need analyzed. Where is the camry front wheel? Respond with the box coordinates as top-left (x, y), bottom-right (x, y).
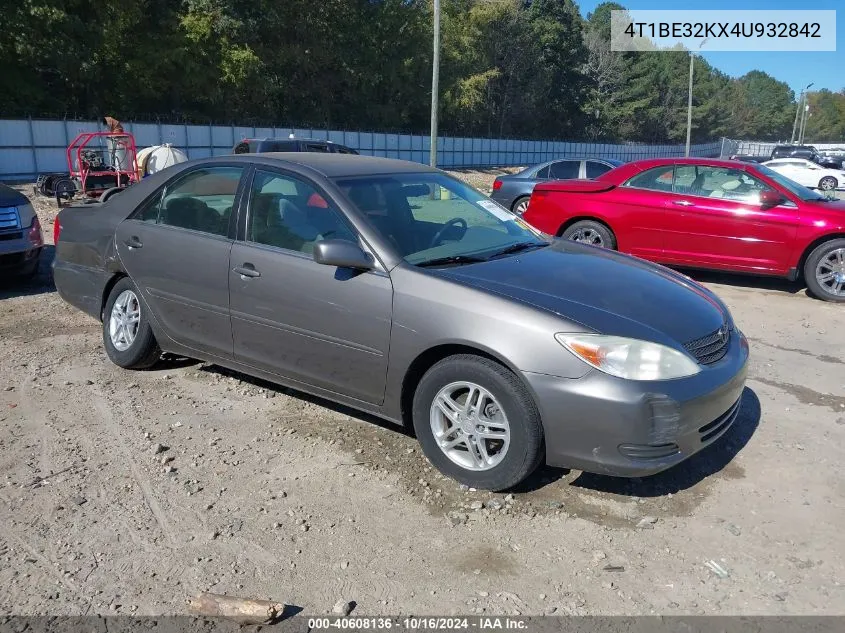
top-left (412, 354), bottom-right (544, 491)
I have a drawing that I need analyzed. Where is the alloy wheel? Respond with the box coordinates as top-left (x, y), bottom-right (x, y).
top-left (819, 177), bottom-right (837, 191)
top-left (429, 381), bottom-right (511, 471)
top-left (569, 227), bottom-right (604, 246)
top-left (816, 248), bottom-right (845, 297)
top-left (109, 289), bottom-right (141, 351)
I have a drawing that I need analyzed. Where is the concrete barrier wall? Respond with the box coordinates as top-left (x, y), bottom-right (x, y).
top-left (0, 118), bottom-right (723, 181)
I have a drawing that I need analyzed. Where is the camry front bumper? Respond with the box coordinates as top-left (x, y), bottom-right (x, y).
top-left (524, 331), bottom-right (750, 477)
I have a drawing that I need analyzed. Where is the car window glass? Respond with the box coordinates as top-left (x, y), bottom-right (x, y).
top-left (548, 161), bottom-right (579, 179)
top-left (625, 166), bottom-right (674, 191)
top-left (247, 170), bottom-right (356, 254)
top-left (673, 166), bottom-right (772, 203)
top-left (267, 141), bottom-right (297, 152)
top-left (136, 191), bottom-right (163, 223)
top-left (535, 166), bottom-right (550, 179)
top-left (158, 167), bottom-right (243, 236)
top-left (336, 146), bottom-right (356, 154)
top-left (586, 161), bottom-right (612, 178)
top-left (336, 174), bottom-right (541, 264)
top-left (402, 184), bottom-right (508, 233)
top-left (304, 143), bottom-right (330, 153)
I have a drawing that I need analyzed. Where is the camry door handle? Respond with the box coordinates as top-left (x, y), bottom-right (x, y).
top-left (123, 236), bottom-right (143, 249)
top-left (672, 200), bottom-right (694, 207)
top-left (233, 264), bottom-right (260, 279)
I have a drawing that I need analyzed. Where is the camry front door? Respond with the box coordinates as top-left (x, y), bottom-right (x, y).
top-left (228, 168), bottom-right (393, 404)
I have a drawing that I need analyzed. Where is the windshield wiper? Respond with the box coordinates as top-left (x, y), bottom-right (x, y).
top-left (415, 254), bottom-right (488, 268)
top-left (487, 241), bottom-right (548, 259)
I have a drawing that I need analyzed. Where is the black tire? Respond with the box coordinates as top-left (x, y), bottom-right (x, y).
top-left (512, 196), bottom-right (530, 216)
top-left (804, 238), bottom-right (845, 303)
top-left (102, 277), bottom-right (162, 368)
top-left (560, 219), bottom-right (617, 249)
top-left (818, 176), bottom-right (838, 191)
top-left (412, 354), bottom-right (544, 491)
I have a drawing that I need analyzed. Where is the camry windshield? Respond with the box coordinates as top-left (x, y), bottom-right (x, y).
top-left (335, 173), bottom-right (548, 266)
top-left (756, 164), bottom-right (829, 201)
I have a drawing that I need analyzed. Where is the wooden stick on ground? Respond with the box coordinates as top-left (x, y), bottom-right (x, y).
top-left (188, 592), bottom-right (285, 625)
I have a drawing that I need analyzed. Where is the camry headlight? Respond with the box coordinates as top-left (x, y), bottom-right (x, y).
top-left (556, 333), bottom-right (701, 381)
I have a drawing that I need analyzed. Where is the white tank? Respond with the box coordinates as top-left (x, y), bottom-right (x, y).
top-left (141, 144), bottom-right (189, 176)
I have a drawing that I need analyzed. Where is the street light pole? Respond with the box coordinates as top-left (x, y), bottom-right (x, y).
top-left (685, 52), bottom-right (694, 157)
top-left (685, 39), bottom-right (707, 158)
top-left (429, 0), bottom-right (441, 168)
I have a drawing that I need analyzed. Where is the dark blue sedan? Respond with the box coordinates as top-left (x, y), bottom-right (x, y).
top-left (490, 157), bottom-right (624, 215)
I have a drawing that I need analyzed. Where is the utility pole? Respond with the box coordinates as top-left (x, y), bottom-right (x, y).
top-left (429, 0), bottom-right (441, 168)
top-left (791, 91), bottom-right (803, 144)
top-left (791, 82), bottom-right (813, 144)
top-left (799, 103), bottom-right (810, 144)
top-left (685, 39), bottom-right (707, 157)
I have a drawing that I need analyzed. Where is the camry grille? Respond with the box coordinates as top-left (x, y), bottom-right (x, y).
top-left (684, 324), bottom-right (731, 365)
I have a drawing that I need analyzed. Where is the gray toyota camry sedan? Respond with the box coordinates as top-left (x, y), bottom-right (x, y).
top-left (53, 153), bottom-right (749, 491)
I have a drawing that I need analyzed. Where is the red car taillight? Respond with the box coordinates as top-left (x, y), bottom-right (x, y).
top-left (52, 217), bottom-right (61, 244)
top-left (492, 179), bottom-right (503, 191)
top-left (28, 216), bottom-right (44, 247)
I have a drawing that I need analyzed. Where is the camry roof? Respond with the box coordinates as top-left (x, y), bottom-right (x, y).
top-left (233, 152), bottom-right (439, 178)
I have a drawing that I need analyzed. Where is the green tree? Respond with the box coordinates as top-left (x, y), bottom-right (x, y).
top-left (805, 89), bottom-right (845, 142)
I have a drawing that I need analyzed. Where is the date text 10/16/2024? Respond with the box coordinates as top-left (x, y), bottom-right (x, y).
top-left (307, 617), bottom-right (529, 631)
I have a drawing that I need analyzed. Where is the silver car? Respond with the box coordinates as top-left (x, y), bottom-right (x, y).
top-left (0, 184), bottom-right (44, 278)
top-left (53, 154), bottom-right (749, 491)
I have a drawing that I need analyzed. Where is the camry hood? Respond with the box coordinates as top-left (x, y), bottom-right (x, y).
top-left (436, 241), bottom-right (729, 348)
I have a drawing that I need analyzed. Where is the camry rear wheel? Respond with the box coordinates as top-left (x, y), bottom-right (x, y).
top-left (103, 277), bottom-right (161, 368)
top-left (819, 176), bottom-right (838, 191)
top-left (805, 239), bottom-right (845, 303)
top-left (561, 220), bottom-right (616, 249)
top-left (412, 354), bottom-right (544, 491)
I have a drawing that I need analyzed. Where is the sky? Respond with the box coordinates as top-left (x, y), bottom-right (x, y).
top-left (577, 0), bottom-right (844, 96)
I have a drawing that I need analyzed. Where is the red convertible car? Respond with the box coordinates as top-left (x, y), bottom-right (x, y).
top-left (523, 158), bottom-right (845, 302)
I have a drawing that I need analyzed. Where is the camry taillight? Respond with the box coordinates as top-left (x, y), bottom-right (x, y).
top-left (52, 217), bottom-right (61, 244)
top-left (492, 179), bottom-right (503, 191)
top-left (28, 216), bottom-right (43, 247)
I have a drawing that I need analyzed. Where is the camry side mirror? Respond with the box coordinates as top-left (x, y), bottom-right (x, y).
top-left (759, 190), bottom-right (785, 208)
top-left (313, 239), bottom-right (374, 270)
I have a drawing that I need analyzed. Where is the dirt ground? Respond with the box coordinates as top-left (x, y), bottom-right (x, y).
top-left (1, 178), bottom-right (844, 618)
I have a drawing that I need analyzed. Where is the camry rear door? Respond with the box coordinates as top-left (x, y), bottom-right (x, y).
top-left (115, 165), bottom-right (247, 359)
